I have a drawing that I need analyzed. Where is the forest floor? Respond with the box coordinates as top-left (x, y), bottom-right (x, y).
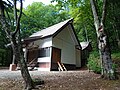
top-left (0, 55), bottom-right (120, 90)
top-left (0, 68), bottom-right (120, 90)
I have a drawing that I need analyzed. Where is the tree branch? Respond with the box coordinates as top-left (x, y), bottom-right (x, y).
top-left (101, 0), bottom-right (107, 26)
top-left (13, 0), bottom-right (17, 24)
top-left (13, 0), bottom-right (23, 36)
top-left (90, 0), bottom-right (100, 36)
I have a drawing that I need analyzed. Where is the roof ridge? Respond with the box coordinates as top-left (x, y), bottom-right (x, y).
top-left (30, 18), bottom-right (73, 38)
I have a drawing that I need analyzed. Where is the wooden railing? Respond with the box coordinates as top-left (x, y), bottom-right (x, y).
top-left (28, 58), bottom-right (37, 66)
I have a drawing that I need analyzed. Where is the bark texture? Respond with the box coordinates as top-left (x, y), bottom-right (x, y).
top-left (90, 0), bottom-right (116, 79)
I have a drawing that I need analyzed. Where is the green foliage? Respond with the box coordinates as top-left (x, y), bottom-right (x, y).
top-left (52, 0), bottom-right (120, 51)
top-left (112, 63), bottom-right (118, 71)
top-left (87, 51), bottom-right (120, 74)
top-left (105, 0), bottom-right (120, 50)
top-left (112, 51), bottom-right (120, 59)
top-left (21, 2), bottom-right (70, 38)
top-left (1, 0), bottom-right (120, 67)
top-left (87, 51), bottom-right (101, 74)
top-left (69, 0), bottom-right (95, 42)
top-left (111, 51), bottom-right (120, 70)
top-left (0, 27), bottom-right (12, 66)
top-left (52, 0), bottom-right (99, 50)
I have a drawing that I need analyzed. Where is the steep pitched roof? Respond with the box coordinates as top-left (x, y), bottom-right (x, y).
top-left (24, 19), bottom-right (81, 49)
top-left (30, 19), bottom-right (73, 38)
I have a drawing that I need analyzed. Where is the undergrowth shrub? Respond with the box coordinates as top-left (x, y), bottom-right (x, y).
top-left (87, 51), bottom-right (119, 74)
top-left (87, 51), bottom-right (101, 74)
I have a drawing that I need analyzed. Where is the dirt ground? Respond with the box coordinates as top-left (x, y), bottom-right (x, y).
top-left (0, 69), bottom-right (120, 90)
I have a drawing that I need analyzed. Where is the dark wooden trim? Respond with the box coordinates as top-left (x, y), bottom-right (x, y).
top-left (50, 46), bottom-right (53, 71)
top-left (70, 23), bottom-right (82, 49)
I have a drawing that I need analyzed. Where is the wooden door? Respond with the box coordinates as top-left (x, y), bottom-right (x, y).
top-left (51, 47), bottom-right (61, 70)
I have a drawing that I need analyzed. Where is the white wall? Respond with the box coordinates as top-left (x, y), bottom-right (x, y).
top-left (52, 25), bottom-right (77, 65)
top-left (34, 37), bottom-right (52, 48)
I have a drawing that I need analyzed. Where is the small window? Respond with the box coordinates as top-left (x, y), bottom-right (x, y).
top-left (38, 47), bottom-right (50, 58)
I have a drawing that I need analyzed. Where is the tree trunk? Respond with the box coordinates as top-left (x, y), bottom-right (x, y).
top-left (98, 30), bottom-right (116, 79)
top-left (19, 46), bottom-right (34, 90)
top-left (12, 35), bottom-right (34, 89)
top-left (90, 0), bottom-right (116, 79)
top-left (0, 0), bottom-right (35, 89)
top-left (18, 25), bottom-right (34, 89)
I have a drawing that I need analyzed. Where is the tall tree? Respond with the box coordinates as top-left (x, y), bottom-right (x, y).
top-left (52, 0), bottom-right (117, 79)
top-left (52, 0), bottom-right (98, 49)
top-left (90, 0), bottom-right (116, 79)
top-left (68, 1), bottom-right (95, 42)
top-left (21, 2), bottom-right (70, 38)
top-left (0, 0), bottom-right (34, 89)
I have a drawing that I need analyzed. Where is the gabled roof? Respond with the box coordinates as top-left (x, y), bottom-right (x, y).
top-left (30, 19), bottom-right (73, 38)
top-left (25, 18), bottom-right (81, 49)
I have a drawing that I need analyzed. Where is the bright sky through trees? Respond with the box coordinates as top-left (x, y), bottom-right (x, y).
top-left (3, 0), bottom-right (56, 8)
top-left (22, 0), bottom-right (56, 8)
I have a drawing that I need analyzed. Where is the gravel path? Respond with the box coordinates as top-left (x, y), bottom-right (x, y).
top-left (0, 69), bottom-right (120, 90)
top-left (0, 69), bottom-right (83, 79)
top-left (0, 70), bottom-right (22, 80)
top-left (0, 70), bottom-right (50, 80)
top-left (0, 69), bottom-right (91, 80)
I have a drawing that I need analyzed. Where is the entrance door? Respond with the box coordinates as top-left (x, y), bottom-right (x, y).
top-left (51, 47), bottom-right (61, 70)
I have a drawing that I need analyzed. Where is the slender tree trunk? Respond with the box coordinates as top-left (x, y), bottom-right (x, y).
top-left (0, 0), bottom-right (35, 89)
top-left (90, 0), bottom-right (116, 79)
top-left (12, 35), bottom-right (34, 89)
top-left (13, 0), bottom-right (35, 88)
top-left (18, 23), bottom-right (34, 89)
top-left (19, 47), bottom-right (34, 89)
